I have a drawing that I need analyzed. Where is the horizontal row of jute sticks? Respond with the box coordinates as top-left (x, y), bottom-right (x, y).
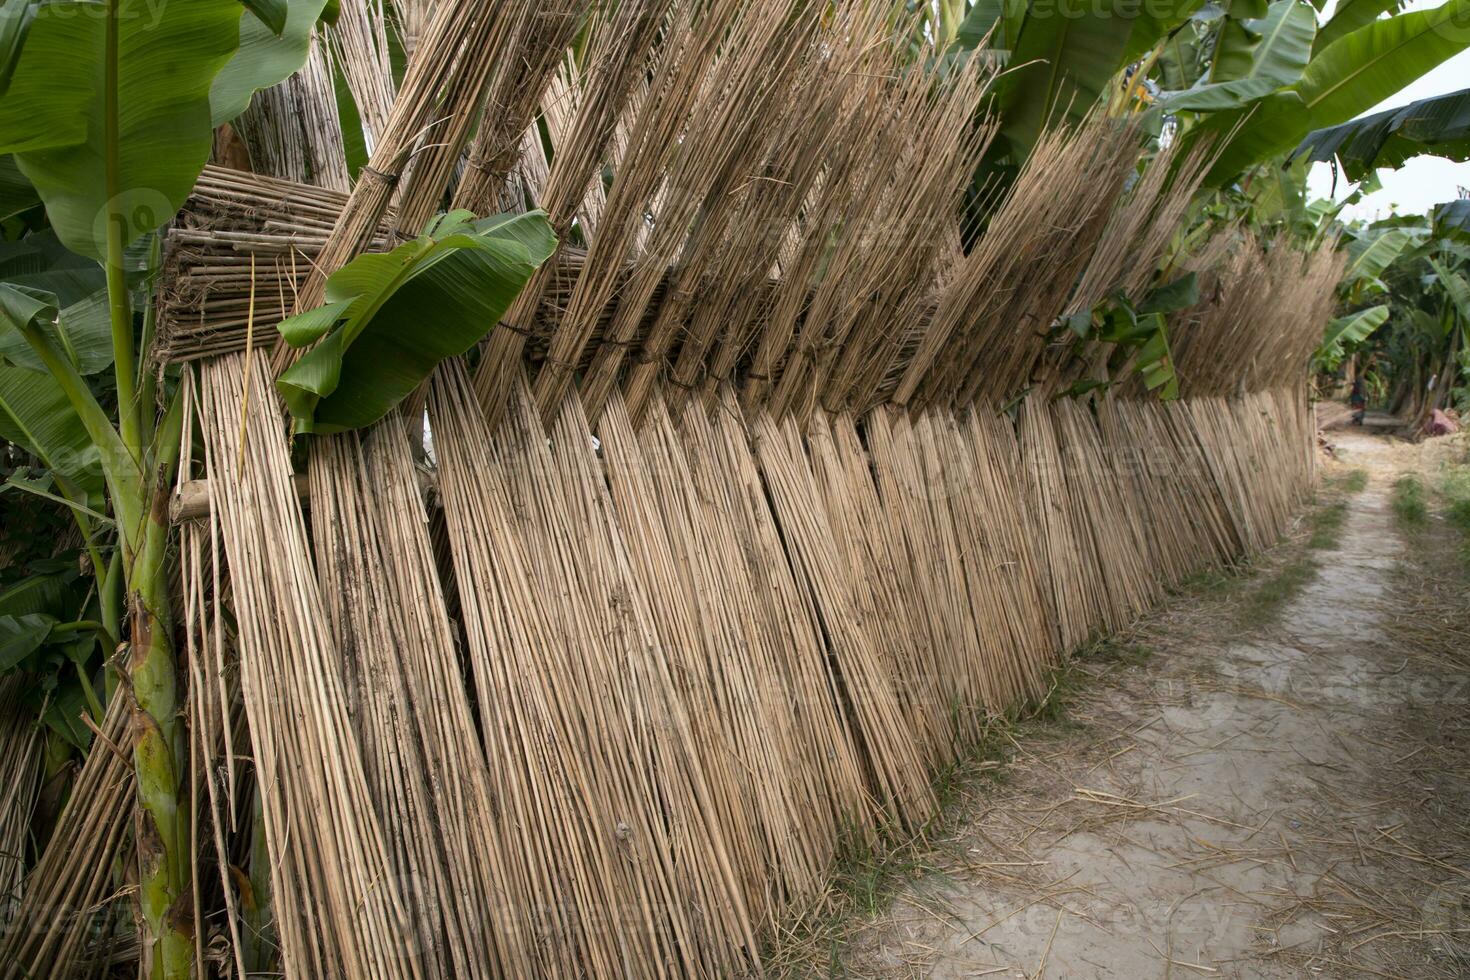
top-left (0, 360), bottom-right (1315, 980)
top-left (176, 360), bottom-right (1310, 978)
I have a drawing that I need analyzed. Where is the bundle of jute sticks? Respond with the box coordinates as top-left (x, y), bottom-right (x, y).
top-left (0, 1), bottom-right (1340, 977)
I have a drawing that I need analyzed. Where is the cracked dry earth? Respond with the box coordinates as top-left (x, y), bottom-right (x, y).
top-left (805, 429), bottom-right (1470, 979)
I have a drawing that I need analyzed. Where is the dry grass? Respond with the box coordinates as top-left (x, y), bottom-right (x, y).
top-left (159, 29), bottom-right (1339, 423)
top-left (1382, 438), bottom-right (1470, 676)
top-left (0, 676), bottom-right (41, 927)
top-left (0, 695), bottom-right (130, 979)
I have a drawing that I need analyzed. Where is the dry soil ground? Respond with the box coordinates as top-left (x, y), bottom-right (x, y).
top-left (774, 425), bottom-right (1470, 979)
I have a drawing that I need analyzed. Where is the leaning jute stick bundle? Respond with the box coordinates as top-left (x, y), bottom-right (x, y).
top-left (1051, 397), bottom-right (1158, 631)
top-left (1235, 388), bottom-right (1316, 543)
top-left (309, 415), bottom-right (518, 979)
top-left (178, 390), bottom-right (254, 980)
top-left (217, 5), bottom-right (548, 972)
top-left (678, 395), bottom-right (876, 844)
top-left (196, 352), bottom-right (422, 980)
top-left (862, 406), bottom-right (989, 744)
top-left (643, 391), bottom-right (848, 910)
top-left (1186, 396), bottom-right (1264, 553)
top-left (1277, 386), bottom-right (1319, 499)
top-left (751, 407), bottom-right (937, 832)
top-left (471, 0), bottom-right (679, 418)
top-left (924, 411), bottom-right (1033, 708)
top-left (0, 677), bottom-right (40, 930)
top-left (430, 361), bottom-right (761, 978)
top-left (935, 410), bottom-right (1053, 705)
top-left (805, 412), bottom-right (955, 770)
top-left (599, 390), bottom-right (825, 921)
top-left (429, 359), bottom-right (676, 979)
top-left (1019, 392), bottom-right (1109, 653)
top-left (546, 387), bottom-right (761, 966)
top-left (1094, 394), bottom-right (1198, 589)
top-left (1157, 397), bottom-right (1249, 561)
top-left (0, 695), bottom-right (130, 979)
top-left (961, 408), bottom-right (1057, 699)
top-left (270, 0), bottom-right (551, 336)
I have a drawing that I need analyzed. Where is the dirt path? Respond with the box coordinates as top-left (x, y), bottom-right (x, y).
top-left (781, 429), bottom-right (1470, 979)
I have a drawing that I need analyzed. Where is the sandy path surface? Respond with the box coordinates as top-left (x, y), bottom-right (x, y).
top-left (787, 428), bottom-right (1470, 979)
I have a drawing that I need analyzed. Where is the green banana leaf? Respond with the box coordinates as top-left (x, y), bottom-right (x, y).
top-left (0, 0), bottom-right (246, 260)
top-left (0, 612), bottom-right (54, 671)
top-left (1157, 24), bottom-right (1210, 91)
top-left (1164, 0), bottom-right (1316, 111)
top-left (0, 153), bottom-right (36, 218)
top-left (276, 210), bottom-right (557, 434)
top-left (1296, 0), bottom-right (1470, 126)
top-left (1317, 303), bottom-right (1389, 368)
top-left (1210, 8), bottom-right (1269, 81)
top-left (1136, 327), bottom-right (1180, 399)
top-left (1087, 298), bottom-right (1181, 398)
top-left (240, 0), bottom-right (291, 37)
top-left (38, 677), bottom-right (92, 749)
top-left (0, 0), bottom-right (36, 96)
top-left (955, 0), bottom-right (1025, 51)
top-left (0, 289), bottom-right (111, 377)
top-left (212, 0), bottom-right (331, 126)
top-left (1196, 91), bottom-right (1310, 183)
top-left (1139, 272), bottom-right (1201, 313)
top-left (1200, 0), bottom-right (1470, 184)
top-left (1313, 0), bottom-right (1404, 54)
top-left (0, 230), bottom-right (105, 303)
top-left (997, 0), bottom-right (1140, 158)
top-left (1122, 0), bottom-right (1211, 64)
top-left (0, 284), bottom-right (107, 507)
top-left (0, 567), bottom-right (78, 619)
top-left (0, 232), bottom-right (122, 377)
top-left (1290, 87), bottom-right (1470, 179)
top-left (1430, 258), bottom-right (1470, 326)
top-left (1436, 199), bottom-right (1470, 240)
top-left (1344, 228), bottom-right (1413, 284)
top-left (0, 364), bottom-right (104, 509)
top-left (1406, 306), bottom-right (1445, 340)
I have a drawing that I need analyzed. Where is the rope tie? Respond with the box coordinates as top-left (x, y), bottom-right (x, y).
top-left (360, 165), bottom-right (400, 187)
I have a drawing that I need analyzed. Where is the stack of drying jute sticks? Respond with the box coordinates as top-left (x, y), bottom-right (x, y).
top-left (0, 1), bottom-right (1344, 977)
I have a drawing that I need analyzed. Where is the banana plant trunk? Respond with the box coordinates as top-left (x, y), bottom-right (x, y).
top-left (128, 483), bottom-right (190, 978)
top-left (103, 170), bottom-right (191, 979)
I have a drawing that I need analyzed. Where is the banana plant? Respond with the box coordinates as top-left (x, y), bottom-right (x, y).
top-left (951, 0), bottom-right (1470, 190)
top-left (0, 237), bottom-right (119, 767)
top-left (1291, 86), bottom-right (1470, 180)
top-left (1159, 0), bottom-right (1317, 112)
top-left (1327, 208), bottom-right (1470, 423)
top-left (0, 0), bottom-right (328, 974)
top-left (276, 209), bottom-right (556, 434)
top-left (1186, 0), bottom-right (1470, 184)
top-left (1314, 303), bottom-right (1390, 371)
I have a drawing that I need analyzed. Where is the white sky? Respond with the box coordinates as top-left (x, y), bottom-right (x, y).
top-left (1304, 0), bottom-right (1470, 220)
